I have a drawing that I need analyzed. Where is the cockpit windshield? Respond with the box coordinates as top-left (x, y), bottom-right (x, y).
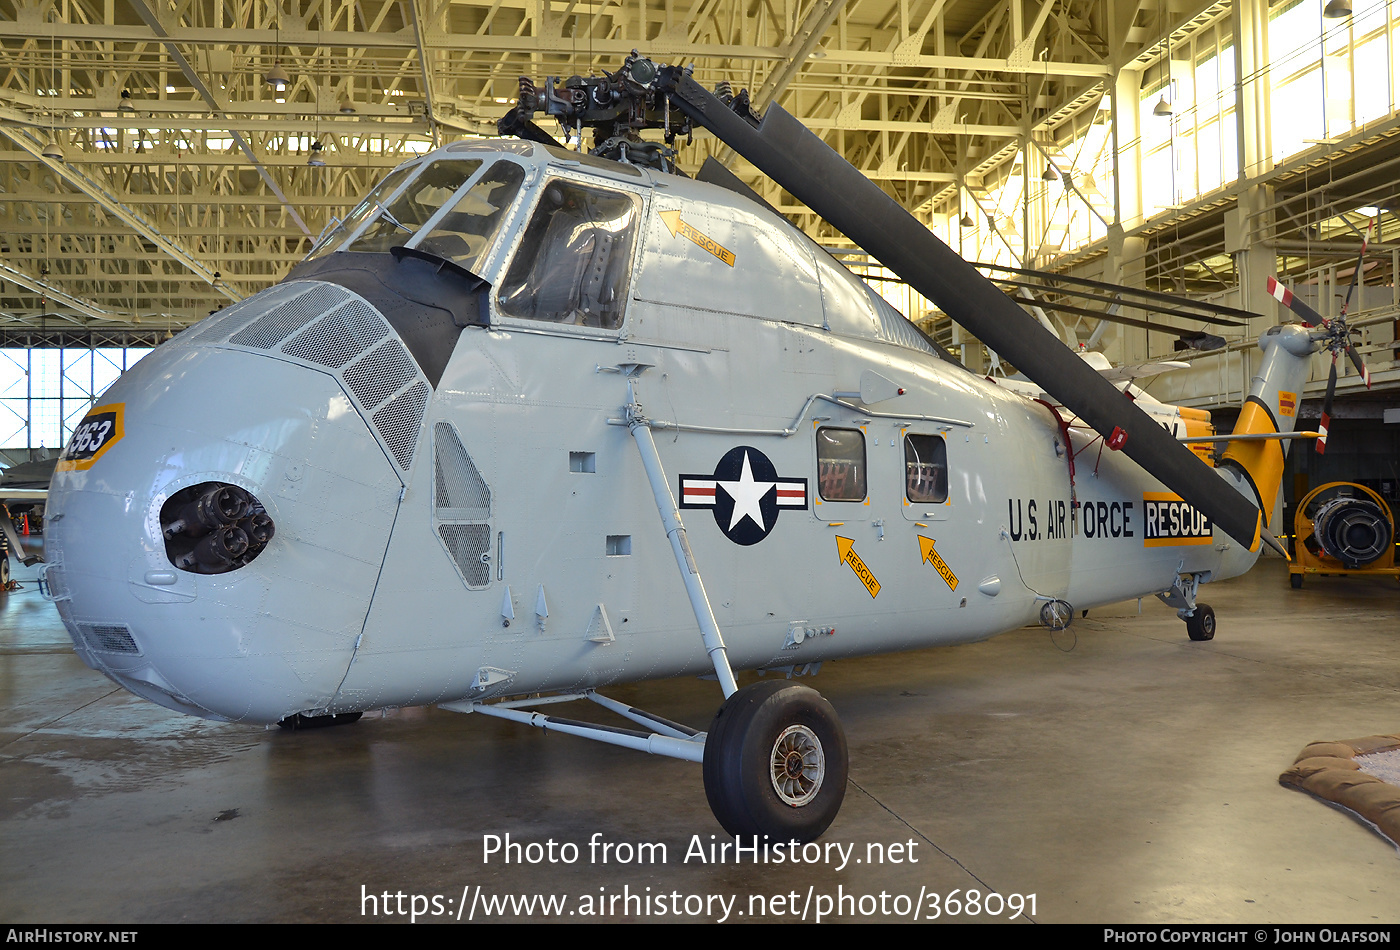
top-left (346, 159), bottom-right (483, 253)
top-left (303, 157), bottom-right (529, 273)
top-left (413, 162), bottom-right (526, 273)
top-left (304, 163), bottom-right (418, 261)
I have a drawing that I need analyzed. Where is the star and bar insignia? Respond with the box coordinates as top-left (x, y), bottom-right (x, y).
top-left (679, 446), bottom-right (808, 546)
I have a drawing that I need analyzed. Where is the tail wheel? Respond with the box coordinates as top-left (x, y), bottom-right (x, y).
top-left (703, 680), bottom-right (848, 842)
top-left (0, 554), bottom-right (10, 589)
top-left (1186, 604), bottom-right (1216, 642)
top-left (1290, 573), bottom-right (1304, 589)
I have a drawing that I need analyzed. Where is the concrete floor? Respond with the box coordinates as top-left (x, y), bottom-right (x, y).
top-left (2, 543), bottom-right (1399, 924)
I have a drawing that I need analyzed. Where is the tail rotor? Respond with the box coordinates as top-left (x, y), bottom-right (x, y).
top-left (1265, 216), bottom-right (1375, 455)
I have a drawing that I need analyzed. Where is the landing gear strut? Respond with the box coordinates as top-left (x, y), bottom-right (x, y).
top-left (1156, 572), bottom-right (1216, 642)
top-left (627, 379), bottom-right (848, 838)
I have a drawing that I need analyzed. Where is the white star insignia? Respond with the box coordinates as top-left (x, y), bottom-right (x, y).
top-left (717, 450), bottom-right (775, 532)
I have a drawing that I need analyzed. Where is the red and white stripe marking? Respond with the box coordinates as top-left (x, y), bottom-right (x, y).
top-left (680, 477), bottom-right (807, 507)
top-left (681, 478), bottom-right (717, 506)
top-left (774, 481), bottom-right (807, 507)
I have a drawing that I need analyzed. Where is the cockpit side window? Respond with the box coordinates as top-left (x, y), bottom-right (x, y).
top-left (412, 161), bottom-right (526, 273)
top-left (346, 159), bottom-right (484, 254)
top-left (496, 180), bottom-right (641, 330)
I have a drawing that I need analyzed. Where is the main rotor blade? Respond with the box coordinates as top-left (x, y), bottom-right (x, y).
top-left (975, 261), bottom-right (1262, 322)
top-left (661, 72), bottom-right (1263, 550)
top-left (1316, 357), bottom-right (1338, 455)
top-left (1005, 294), bottom-right (1233, 337)
top-left (1339, 218), bottom-right (1375, 318)
top-left (861, 270), bottom-right (1244, 326)
top-left (1266, 276), bottom-right (1327, 327)
top-left (1345, 343), bottom-right (1372, 387)
top-left (989, 277), bottom-right (1243, 326)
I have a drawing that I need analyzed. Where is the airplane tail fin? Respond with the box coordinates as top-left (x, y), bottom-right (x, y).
top-left (1217, 324), bottom-right (1316, 526)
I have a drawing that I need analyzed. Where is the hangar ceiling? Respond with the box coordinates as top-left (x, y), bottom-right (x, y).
top-left (0, 0), bottom-right (1188, 334)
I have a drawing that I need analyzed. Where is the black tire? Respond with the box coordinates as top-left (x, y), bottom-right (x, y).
top-left (277, 711), bottom-right (363, 730)
top-left (1290, 573), bottom-right (1304, 589)
top-left (1185, 604), bottom-right (1216, 642)
top-left (702, 680), bottom-right (848, 842)
top-left (0, 554), bottom-right (9, 589)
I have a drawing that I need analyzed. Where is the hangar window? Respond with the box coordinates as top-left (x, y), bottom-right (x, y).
top-left (497, 180), bottom-right (641, 330)
top-left (904, 434), bottom-right (948, 504)
top-left (816, 427), bottom-right (866, 502)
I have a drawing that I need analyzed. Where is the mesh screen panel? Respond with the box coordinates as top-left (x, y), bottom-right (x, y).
top-left (232, 284), bottom-right (348, 350)
top-left (433, 422), bottom-right (490, 518)
top-left (344, 340), bottom-right (419, 410)
top-left (438, 523), bottom-right (492, 588)
top-left (372, 381), bottom-right (429, 469)
top-left (280, 299), bottom-right (389, 368)
top-left (184, 285), bottom-right (292, 344)
top-left (80, 622), bottom-right (141, 654)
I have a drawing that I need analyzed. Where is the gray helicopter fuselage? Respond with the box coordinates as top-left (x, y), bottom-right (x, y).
top-left (43, 140), bottom-right (1252, 723)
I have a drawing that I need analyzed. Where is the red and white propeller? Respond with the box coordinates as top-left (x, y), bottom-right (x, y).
top-left (1266, 217), bottom-right (1374, 454)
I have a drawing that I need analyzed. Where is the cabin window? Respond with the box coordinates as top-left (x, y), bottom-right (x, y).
top-left (497, 180), bottom-right (641, 329)
top-left (413, 161), bottom-right (526, 272)
top-left (904, 434), bottom-right (948, 504)
top-left (816, 427), bottom-right (866, 502)
top-left (346, 159), bottom-right (484, 254)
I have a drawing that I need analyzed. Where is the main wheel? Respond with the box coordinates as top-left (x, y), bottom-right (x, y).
top-left (0, 554), bottom-right (10, 590)
top-left (1290, 573), bottom-right (1303, 589)
top-left (703, 680), bottom-right (848, 842)
top-left (1185, 604), bottom-right (1216, 642)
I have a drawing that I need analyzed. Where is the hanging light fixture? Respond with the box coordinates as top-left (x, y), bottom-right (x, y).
top-left (1156, 5), bottom-right (1176, 118)
top-left (959, 213), bottom-right (975, 228)
top-left (337, 94), bottom-right (356, 115)
top-left (1042, 164), bottom-right (1060, 181)
top-left (41, 134), bottom-right (65, 161)
top-left (1322, 0), bottom-right (1352, 17)
top-left (265, 62), bottom-right (291, 91)
top-left (118, 89), bottom-right (136, 113)
top-left (265, 9), bottom-right (290, 90)
top-left (307, 140), bottom-right (326, 166)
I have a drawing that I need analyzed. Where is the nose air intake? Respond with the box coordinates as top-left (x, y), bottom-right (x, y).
top-left (161, 482), bottom-right (277, 574)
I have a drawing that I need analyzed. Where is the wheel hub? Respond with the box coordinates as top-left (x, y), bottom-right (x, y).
top-left (770, 724), bottom-right (825, 806)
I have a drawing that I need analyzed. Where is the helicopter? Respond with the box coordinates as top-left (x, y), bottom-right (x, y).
top-left (40, 54), bottom-right (1335, 842)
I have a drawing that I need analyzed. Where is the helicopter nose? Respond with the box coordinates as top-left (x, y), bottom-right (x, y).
top-left (43, 280), bottom-right (431, 722)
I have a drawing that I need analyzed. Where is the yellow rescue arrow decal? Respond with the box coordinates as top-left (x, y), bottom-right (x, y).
top-left (835, 536), bottom-right (881, 598)
top-left (918, 535), bottom-right (959, 592)
top-left (658, 210), bottom-right (736, 267)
